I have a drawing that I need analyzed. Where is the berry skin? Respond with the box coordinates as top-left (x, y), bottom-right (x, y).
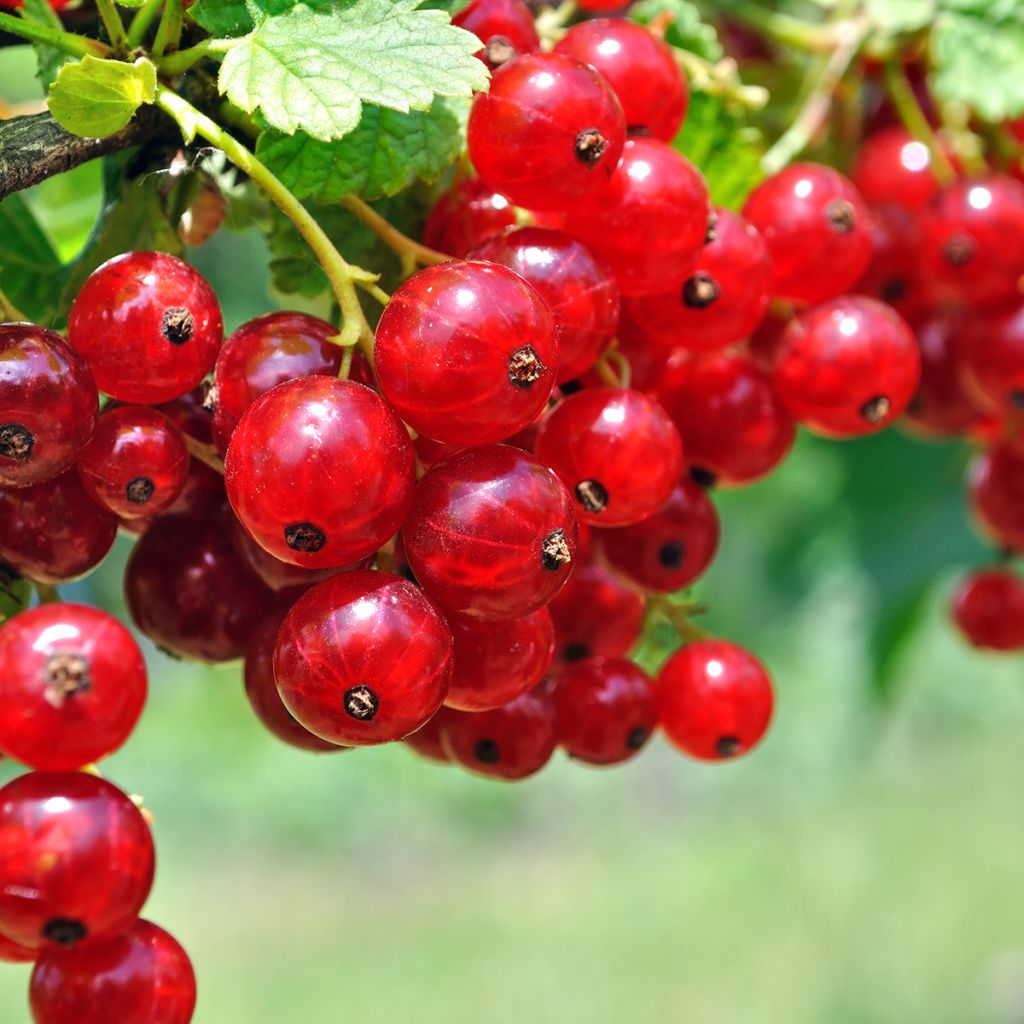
top-left (957, 301), bottom-right (1024, 418)
top-left (851, 126), bottom-right (946, 211)
top-left (547, 561), bottom-right (644, 671)
top-left (211, 311), bottom-right (343, 454)
top-left (422, 177), bottom-right (517, 257)
top-left (553, 19), bottom-right (688, 141)
top-left (467, 51), bottom-right (626, 212)
top-left (154, 386), bottom-right (214, 445)
top-left (625, 208), bottom-right (772, 352)
top-left (742, 163), bottom-right (874, 305)
top-left (29, 919), bottom-right (196, 1024)
top-left (0, 772), bottom-right (154, 950)
top-left (403, 708), bottom-right (456, 764)
top-left (535, 387), bottom-right (683, 526)
top-left (0, 472), bottom-right (116, 584)
top-left (656, 351), bottom-right (794, 485)
top-left (553, 657), bottom-right (657, 765)
top-left (598, 476), bottom-right (719, 592)
top-left (446, 608), bottom-right (555, 711)
top-left (374, 260), bottom-right (557, 445)
top-left (76, 406), bottom-right (189, 520)
top-left (470, 227), bottom-right (620, 383)
top-left (225, 376), bottom-right (415, 568)
top-left (773, 296), bottom-right (920, 438)
top-left (0, 324), bottom-right (97, 489)
top-left (274, 571), bottom-right (453, 746)
top-left (0, 604), bottom-right (146, 772)
top-left (0, 931), bottom-right (35, 963)
top-left (440, 691), bottom-right (556, 780)
top-left (951, 568), bottom-right (1024, 651)
top-left (68, 252), bottom-right (223, 404)
top-left (564, 138), bottom-right (710, 297)
top-left (968, 444), bottom-right (1024, 552)
top-left (658, 640), bottom-right (774, 761)
top-left (453, 0), bottom-right (539, 68)
top-left (920, 175), bottom-right (1024, 309)
top-left (404, 445), bottom-right (578, 620)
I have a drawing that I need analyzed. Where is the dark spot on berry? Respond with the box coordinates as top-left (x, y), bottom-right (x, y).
top-left (484, 35), bottom-right (516, 66)
top-left (343, 685), bottom-right (379, 721)
top-left (626, 726), bottom-right (649, 750)
top-left (563, 642), bottom-right (590, 663)
top-left (860, 395), bottom-right (891, 424)
top-left (541, 528), bottom-right (572, 571)
top-left (575, 128), bottom-right (608, 167)
top-left (627, 124), bottom-right (652, 137)
top-left (126, 476), bottom-right (155, 506)
top-left (0, 423), bottom-right (35, 462)
top-left (473, 738), bottom-right (500, 763)
top-left (1010, 391), bottom-right (1024, 410)
top-left (161, 307), bottom-right (195, 345)
top-left (704, 211), bottom-right (719, 245)
top-left (825, 198), bottom-right (856, 234)
top-left (943, 233), bottom-right (975, 268)
top-left (43, 918), bottom-right (87, 945)
top-left (879, 278), bottom-right (908, 303)
top-left (508, 345), bottom-right (545, 388)
top-left (559, 378), bottom-right (583, 396)
top-left (682, 272), bottom-right (720, 309)
top-left (715, 735), bottom-right (742, 758)
top-left (658, 540), bottom-right (685, 569)
top-left (284, 522), bottom-right (326, 553)
top-left (689, 466), bottom-right (717, 489)
top-left (575, 479), bottom-right (608, 514)
top-left (44, 651), bottom-right (90, 708)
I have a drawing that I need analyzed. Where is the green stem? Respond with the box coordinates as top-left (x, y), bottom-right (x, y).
top-left (0, 285), bottom-right (25, 323)
top-left (340, 195), bottom-right (451, 267)
top-left (357, 280), bottom-right (391, 307)
top-left (156, 38), bottom-right (216, 76)
top-left (34, 583), bottom-right (60, 605)
top-left (710, 0), bottom-right (841, 52)
top-left (883, 59), bottom-right (956, 186)
top-left (338, 344), bottom-right (354, 380)
top-left (154, 85), bottom-right (375, 355)
top-left (152, 0), bottom-right (182, 58)
top-left (94, 0), bottom-right (129, 54)
top-left (0, 10), bottom-right (109, 57)
top-left (593, 356), bottom-right (621, 388)
top-left (128, 0), bottom-right (164, 48)
top-left (654, 597), bottom-right (710, 644)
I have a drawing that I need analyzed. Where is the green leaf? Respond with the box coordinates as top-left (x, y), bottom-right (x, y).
top-left (630, 0), bottom-right (723, 61)
top-left (672, 91), bottom-right (763, 209)
top-left (189, 0), bottom-right (341, 36)
top-left (867, 581), bottom-right (932, 703)
top-left (48, 56), bottom-right (157, 139)
top-left (0, 193), bottom-right (62, 324)
top-left (256, 97), bottom-right (464, 202)
top-left (218, 0), bottom-right (488, 142)
top-left (20, 0), bottom-right (67, 87)
top-left (864, 0), bottom-right (935, 35)
top-left (0, 566), bottom-right (31, 625)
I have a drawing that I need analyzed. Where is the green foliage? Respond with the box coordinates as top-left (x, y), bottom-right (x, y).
top-left (20, 0), bottom-right (67, 87)
top-left (190, 0), bottom-right (345, 37)
top-left (0, 194), bottom-right (62, 323)
top-left (217, 0), bottom-right (488, 141)
top-left (0, 567), bottom-right (30, 624)
top-left (868, 582), bottom-right (932, 703)
top-left (863, 0), bottom-right (935, 36)
top-left (47, 56), bottom-right (157, 138)
top-left (630, 0), bottom-right (723, 61)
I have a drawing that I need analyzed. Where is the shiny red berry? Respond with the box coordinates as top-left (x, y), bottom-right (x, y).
top-left (742, 163), bottom-right (873, 305)
top-left (375, 260), bottom-right (557, 445)
top-left (151, 459), bottom-right (224, 525)
top-left (30, 919), bottom-right (196, 1024)
top-left (957, 301), bottom-right (1024, 418)
top-left (0, 930), bottom-right (35, 963)
top-left (536, 387), bottom-right (683, 526)
top-left (968, 443), bottom-right (1024, 551)
top-left (773, 296), bottom-right (920, 437)
top-left (0, 604), bottom-right (146, 771)
top-left (68, 252), bottom-right (223, 404)
top-left (0, 324), bottom-right (97, 489)
top-left (225, 376), bottom-right (415, 568)
top-left (0, 771), bottom-right (154, 950)
top-left (951, 568), bottom-right (1024, 651)
top-left (565, 138), bottom-right (710, 297)
top-left (467, 51), bottom-right (626, 211)
top-left (658, 640), bottom-right (774, 761)
top-left (851, 126), bottom-right (946, 211)
top-left (453, 0), bottom-right (539, 68)
top-left (405, 445), bottom-right (578, 620)
top-left (403, 708), bottom-right (455, 764)
top-left (274, 571), bottom-right (453, 745)
top-left (154, 385), bottom-right (213, 445)
top-left (422, 177), bottom-right (517, 257)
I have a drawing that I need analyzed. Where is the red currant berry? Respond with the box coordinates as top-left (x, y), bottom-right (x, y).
top-left (225, 376), bottom-right (415, 568)
top-left (453, 0), bottom-right (539, 68)
top-left (957, 301), bottom-right (1024, 418)
top-left (30, 919), bottom-right (196, 1024)
top-left (742, 163), bottom-right (874, 305)
top-left (968, 443), bottom-right (1024, 551)
top-left (920, 175), bottom-right (1024, 309)
top-left (554, 19), bottom-right (687, 141)
top-left (211, 311), bottom-right (343, 454)
top-left (655, 351), bottom-right (794, 485)
top-left (159, 459), bottom-right (224, 522)
top-left (773, 296), bottom-right (920, 437)
top-left (536, 387), bottom-right (683, 525)
top-left (467, 51), bottom-right (626, 212)
top-left (0, 472), bottom-right (116, 584)
top-left (68, 252), bottom-right (223, 404)
top-left (404, 445), bottom-right (578, 620)
top-left (375, 260), bottom-right (557, 445)
top-left (851, 126), bottom-right (946, 211)
top-left (0, 930), bottom-right (35, 963)
top-left (403, 708), bottom-right (456, 764)
top-left (154, 386), bottom-right (213, 445)
top-left (658, 640), bottom-right (774, 761)
top-left (440, 691), bottom-right (556, 780)
top-left (470, 227), bottom-right (620, 383)
top-left (446, 607), bottom-right (555, 711)
top-left (0, 772), bottom-right (154, 950)
top-left (0, 324), bottom-right (97, 489)
top-left (564, 138), bottom-right (710, 297)
top-left (125, 513), bottom-right (273, 662)
top-left (951, 568), bottom-right (1024, 651)
top-left (0, 604), bottom-right (145, 771)
top-left (422, 177), bottom-right (517, 258)
top-left (553, 657), bottom-right (656, 765)
top-left (576, 0), bottom-right (626, 8)
top-left (274, 571), bottom-right (453, 745)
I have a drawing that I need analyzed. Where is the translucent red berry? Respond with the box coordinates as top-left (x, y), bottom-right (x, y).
top-left (274, 571), bottom-right (453, 745)
top-left (453, 0), bottom-right (539, 68)
top-left (30, 919), bottom-right (196, 1024)
top-left (0, 323), bottom-right (97, 489)
top-left (957, 301), bottom-right (1024, 418)
top-left (403, 708), bottom-right (455, 764)
top-left (0, 772), bottom-right (154, 950)
top-left (0, 604), bottom-right (146, 771)
top-left (422, 177), bottom-right (517, 257)
top-left (951, 568), bottom-right (1024, 651)
top-left (968, 443), bottom-right (1024, 552)
top-left (68, 252), bottom-right (223, 404)
top-left (405, 444), bottom-right (578, 620)
top-left (467, 51), bottom-right (626, 211)
top-left (154, 386), bottom-right (213, 444)
top-left (851, 126), bottom-right (946, 211)
top-left (225, 376), bottom-right (415, 567)
top-left (0, 931), bottom-right (35, 963)
top-left (536, 387), bottom-right (683, 526)
top-left (375, 260), bottom-right (557, 445)
top-left (658, 640), bottom-right (774, 761)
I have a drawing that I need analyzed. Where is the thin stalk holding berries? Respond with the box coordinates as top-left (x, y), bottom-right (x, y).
top-left (0, 285), bottom-right (25, 324)
top-left (883, 59), bottom-right (957, 186)
top-left (152, 0), bottom-right (184, 59)
top-left (94, 0), bottom-right (130, 56)
top-left (127, 0), bottom-right (164, 48)
top-left (340, 195), bottom-right (452, 268)
top-left (0, 11), bottom-right (109, 57)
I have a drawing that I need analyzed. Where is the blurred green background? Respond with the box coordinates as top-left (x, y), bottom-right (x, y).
top-left (4, 42), bottom-right (1024, 1024)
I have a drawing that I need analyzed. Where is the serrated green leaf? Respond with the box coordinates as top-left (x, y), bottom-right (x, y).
top-left (864, 0), bottom-right (935, 35)
top-left (189, 0), bottom-right (341, 36)
top-left (48, 56), bottom-right (157, 139)
top-left (0, 193), bottom-right (62, 324)
top-left (20, 0), bottom-right (68, 88)
top-left (630, 0), bottom-right (723, 61)
top-left (218, 0), bottom-right (488, 142)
